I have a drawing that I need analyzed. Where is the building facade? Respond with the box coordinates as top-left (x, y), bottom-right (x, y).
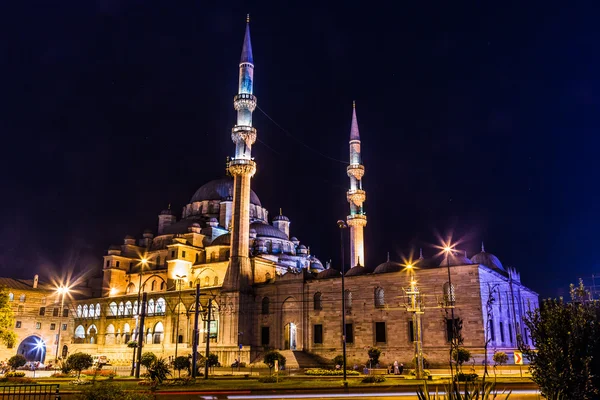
top-left (1, 18), bottom-right (538, 368)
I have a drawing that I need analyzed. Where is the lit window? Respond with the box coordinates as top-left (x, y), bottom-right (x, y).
top-left (62, 324), bottom-right (67, 331)
top-left (50, 323), bottom-right (56, 330)
top-left (19, 294), bottom-right (26, 302)
top-left (15, 321), bottom-right (21, 328)
top-left (35, 322), bottom-right (41, 329)
top-left (374, 287), bottom-right (385, 307)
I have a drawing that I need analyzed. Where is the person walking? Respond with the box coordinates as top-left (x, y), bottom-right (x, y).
top-left (393, 360), bottom-right (399, 375)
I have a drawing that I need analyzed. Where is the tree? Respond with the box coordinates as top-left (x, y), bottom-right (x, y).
top-left (367, 347), bottom-right (382, 366)
top-left (522, 281), bottom-right (600, 400)
top-left (206, 353), bottom-right (219, 368)
top-left (492, 351), bottom-right (508, 377)
top-left (0, 287), bottom-right (16, 348)
top-left (332, 355), bottom-right (344, 367)
top-left (140, 352), bottom-right (157, 369)
top-left (67, 353), bottom-right (93, 378)
top-left (147, 357), bottom-right (171, 385)
top-left (263, 351), bottom-right (286, 373)
top-left (452, 347), bottom-right (471, 372)
top-left (8, 354), bottom-right (26, 370)
top-left (173, 356), bottom-right (190, 378)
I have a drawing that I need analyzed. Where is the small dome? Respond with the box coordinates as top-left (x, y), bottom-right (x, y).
top-left (250, 222), bottom-right (289, 240)
top-left (190, 178), bottom-right (261, 206)
top-left (471, 250), bottom-right (505, 272)
top-left (298, 244), bottom-right (307, 250)
top-left (290, 237), bottom-right (299, 242)
top-left (373, 261), bottom-right (403, 274)
top-left (439, 252), bottom-right (473, 267)
top-left (308, 256), bottom-right (324, 272)
top-left (317, 268), bottom-right (341, 279)
top-left (211, 233), bottom-right (231, 246)
top-left (345, 266), bottom-right (369, 277)
top-left (273, 215), bottom-right (290, 222)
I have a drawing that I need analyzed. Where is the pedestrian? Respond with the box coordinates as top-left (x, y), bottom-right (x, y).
top-left (394, 360), bottom-right (399, 375)
top-left (399, 363), bottom-right (404, 375)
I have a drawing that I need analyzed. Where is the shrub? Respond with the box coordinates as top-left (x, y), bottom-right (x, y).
top-left (452, 347), bottom-right (472, 369)
top-left (362, 375), bottom-right (386, 383)
top-left (140, 352), bottom-right (157, 369)
top-left (258, 375), bottom-right (278, 383)
top-left (263, 351), bottom-right (286, 371)
top-left (332, 355), bottom-right (344, 366)
top-left (7, 355), bottom-right (26, 370)
top-left (305, 368), bottom-right (360, 376)
top-left (367, 347), bottom-right (382, 366)
top-left (173, 356), bottom-right (190, 377)
top-left (455, 372), bottom-right (478, 382)
top-left (492, 351), bottom-right (508, 367)
top-left (67, 353), bottom-right (94, 378)
top-left (81, 369), bottom-right (116, 377)
top-left (5, 371), bottom-right (26, 377)
top-left (51, 372), bottom-right (71, 378)
top-left (409, 369), bottom-right (431, 377)
top-left (126, 341), bottom-right (138, 348)
top-left (77, 381), bottom-right (153, 400)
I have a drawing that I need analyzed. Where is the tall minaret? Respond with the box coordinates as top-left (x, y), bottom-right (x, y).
top-left (346, 102), bottom-right (367, 269)
top-left (223, 15), bottom-right (257, 293)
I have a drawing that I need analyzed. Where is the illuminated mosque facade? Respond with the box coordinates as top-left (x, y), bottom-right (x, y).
top-left (0, 18), bottom-right (539, 368)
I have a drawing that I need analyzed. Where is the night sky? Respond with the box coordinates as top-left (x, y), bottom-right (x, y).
top-left (2, 1), bottom-right (599, 298)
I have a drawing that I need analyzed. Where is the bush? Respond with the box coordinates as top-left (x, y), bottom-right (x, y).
top-left (492, 351), bottom-right (508, 367)
top-left (5, 371), bottom-right (26, 377)
top-left (452, 347), bottom-right (472, 369)
top-left (362, 375), bottom-right (386, 383)
top-left (76, 381), bottom-right (153, 400)
top-left (81, 369), bottom-right (116, 377)
top-left (173, 356), bottom-right (190, 377)
top-left (147, 357), bottom-right (171, 384)
top-left (409, 369), bottom-right (431, 377)
top-left (258, 375), bottom-right (278, 383)
top-left (455, 372), bottom-right (479, 382)
top-left (263, 351), bottom-right (286, 371)
top-left (7, 355), bottom-right (27, 370)
top-left (140, 352), bottom-right (157, 369)
top-left (367, 347), bottom-right (382, 366)
top-left (332, 355), bottom-right (344, 366)
top-left (305, 368), bottom-right (360, 376)
top-left (51, 372), bottom-right (71, 378)
top-left (67, 353), bottom-right (94, 378)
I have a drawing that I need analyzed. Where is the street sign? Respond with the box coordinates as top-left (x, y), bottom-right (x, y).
top-left (514, 351), bottom-right (523, 365)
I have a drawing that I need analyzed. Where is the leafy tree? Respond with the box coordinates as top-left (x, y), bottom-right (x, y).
top-left (492, 352), bottom-right (508, 370)
top-left (522, 281), bottom-right (600, 400)
top-left (8, 354), bottom-right (26, 370)
top-left (140, 352), bottom-right (157, 368)
top-left (452, 347), bottom-right (471, 372)
top-left (206, 353), bottom-right (219, 367)
top-left (263, 351), bottom-right (286, 373)
top-left (173, 356), bottom-right (190, 377)
top-left (67, 353), bottom-right (93, 378)
top-left (0, 287), bottom-right (16, 348)
top-left (367, 347), bottom-right (382, 366)
top-left (147, 357), bottom-right (171, 385)
top-left (332, 354), bottom-right (344, 367)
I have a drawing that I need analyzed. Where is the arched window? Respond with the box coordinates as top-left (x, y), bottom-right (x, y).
top-left (153, 322), bottom-right (164, 344)
top-left (375, 287), bottom-right (385, 308)
top-left (123, 323), bottom-right (131, 343)
top-left (74, 325), bottom-right (85, 340)
top-left (214, 276), bottom-right (219, 286)
top-left (96, 304), bottom-right (101, 318)
top-left (77, 305), bottom-right (82, 318)
top-left (133, 301), bottom-right (139, 315)
top-left (345, 290), bottom-right (353, 310)
top-left (19, 294), bottom-right (26, 302)
top-left (156, 298), bottom-right (166, 314)
top-left (109, 302), bottom-right (118, 316)
top-left (8, 293), bottom-right (14, 301)
top-left (443, 282), bottom-right (455, 306)
top-left (314, 292), bottom-right (322, 310)
top-left (88, 304), bottom-right (95, 318)
top-left (160, 281), bottom-right (165, 290)
top-left (83, 305), bottom-right (89, 318)
top-left (126, 283), bottom-right (135, 294)
top-left (151, 280), bottom-right (156, 291)
top-left (147, 299), bottom-right (155, 315)
top-left (125, 301), bottom-right (132, 316)
top-left (118, 302), bottom-right (125, 316)
top-left (205, 276), bottom-right (210, 287)
top-left (105, 324), bottom-right (115, 345)
top-left (261, 297), bottom-right (269, 315)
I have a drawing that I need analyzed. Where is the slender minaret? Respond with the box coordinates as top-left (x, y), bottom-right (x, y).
top-left (223, 15), bottom-right (257, 293)
top-left (346, 102), bottom-right (367, 269)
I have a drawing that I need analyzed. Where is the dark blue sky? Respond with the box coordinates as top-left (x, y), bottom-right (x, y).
top-left (1, 1), bottom-right (599, 297)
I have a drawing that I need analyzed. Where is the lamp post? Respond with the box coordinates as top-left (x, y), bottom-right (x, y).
top-left (174, 274), bottom-right (186, 359)
top-left (54, 286), bottom-right (69, 363)
top-left (405, 265), bottom-right (424, 379)
top-left (131, 257), bottom-right (148, 376)
top-left (337, 220), bottom-right (348, 387)
top-left (204, 298), bottom-right (213, 380)
top-left (443, 246), bottom-right (456, 379)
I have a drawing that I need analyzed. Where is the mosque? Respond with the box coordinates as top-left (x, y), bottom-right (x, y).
top-left (1, 18), bottom-right (538, 368)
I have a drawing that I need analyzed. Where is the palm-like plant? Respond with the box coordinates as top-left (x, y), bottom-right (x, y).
top-left (416, 380), bottom-right (511, 400)
top-left (147, 357), bottom-right (171, 385)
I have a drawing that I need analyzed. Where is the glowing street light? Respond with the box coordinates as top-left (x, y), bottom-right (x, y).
top-left (55, 285), bottom-right (70, 362)
top-left (131, 256), bottom-right (149, 377)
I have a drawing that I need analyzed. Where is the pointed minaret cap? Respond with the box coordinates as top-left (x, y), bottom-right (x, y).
top-left (481, 241), bottom-right (485, 252)
top-left (386, 252), bottom-right (390, 262)
top-left (350, 101), bottom-right (360, 141)
top-left (240, 15), bottom-right (253, 64)
top-left (419, 248), bottom-right (424, 260)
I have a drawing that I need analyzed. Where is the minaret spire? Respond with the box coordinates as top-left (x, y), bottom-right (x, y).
top-left (346, 102), bottom-right (367, 269)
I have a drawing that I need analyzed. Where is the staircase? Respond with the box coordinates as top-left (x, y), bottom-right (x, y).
top-left (279, 350), bottom-right (328, 369)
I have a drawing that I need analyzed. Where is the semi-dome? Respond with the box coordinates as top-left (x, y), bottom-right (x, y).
top-left (345, 266), bottom-right (369, 277)
top-left (373, 261), bottom-right (403, 274)
top-left (190, 178), bottom-right (261, 206)
top-left (211, 233), bottom-right (231, 246)
top-left (471, 244), bottom-right (505, 272)
top-left (250, 222), bottom-right (289, 240)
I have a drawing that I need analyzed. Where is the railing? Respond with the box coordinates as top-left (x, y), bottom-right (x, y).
top-left (0, 384), bottom-right (60, 400)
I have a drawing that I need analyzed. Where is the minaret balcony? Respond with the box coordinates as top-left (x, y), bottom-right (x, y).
top-left (234, 93), bottom-right (257, 112)
top-left (231, 125), bottom-right (257, 147)
top-left (347, 213), bottom-right (367, 227)
top-left (228, 158), bottom-right (257, 177)
top-left (347, 189), bottom-right (366, 207)
top-left (347, 164), bottom-right (365, 180)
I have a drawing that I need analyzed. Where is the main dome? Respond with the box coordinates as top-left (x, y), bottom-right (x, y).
top-left (190, 178), bottom-right (261, 206)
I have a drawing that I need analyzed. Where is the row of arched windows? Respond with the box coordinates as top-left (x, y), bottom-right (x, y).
top-left (124, 276), bottom-right (220, 294)
top-left (8, 293), bottom-right (26, 302)
top-left (108, 298), bottom-right (166, 316)
top-left (76, 304), bottom-right (102, 318)
top-left (74, 322), bottom-right (164, 345)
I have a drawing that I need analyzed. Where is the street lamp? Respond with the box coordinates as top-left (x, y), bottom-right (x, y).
top-left (54, 285), bottom-right (70, 363)
top-left (336, 219), bottom-right (348, 387)
top-left (174, 274), bottom-right (187, 359)
top-left (443, 244), bottom-right (457, 379)
top-left (131, 257), bottom-right (148, 377)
